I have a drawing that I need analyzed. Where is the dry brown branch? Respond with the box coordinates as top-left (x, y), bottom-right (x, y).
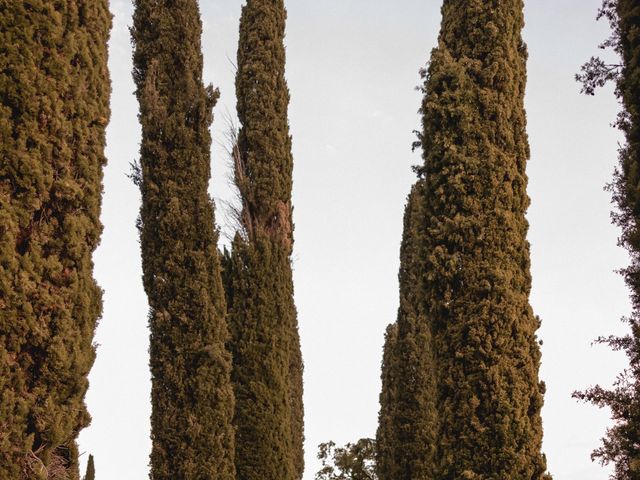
top-left (22, 445), bottom-right (71, 480)
top-left (218, 111), bottom-right (253, 242)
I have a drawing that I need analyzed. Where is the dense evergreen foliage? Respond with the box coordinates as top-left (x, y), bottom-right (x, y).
top-left (0, 2), bottom-right (110, 478)
top-left (316, 439), bottom-right (377, 480)
top-left (376, 323), bottom-right (398, 480)
top-left (131, 1), bottom-right (235, 478)
top-left (377, 1), bottom-right (551, 478)
top-left (224, 1), bottom-right (303, 479)
top-left (378, 182), bottom-right (437, 480)
top-left (419, 0), bottom-right (549, 477)
top-left (574, 2), bottom-right (640, 479)
top-left (84, 455), bottom-right (95, 480)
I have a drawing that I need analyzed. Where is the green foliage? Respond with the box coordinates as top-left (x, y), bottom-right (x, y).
top-left (574, 2), bottom-right (640, 479)
top-left (377, 182), bottom-right (437, 480)
top-left (225, 1), bottom-right (304, 479)
top-left (235, 0), bottom-right (293, 234)
top-left (0, 1), bottom-right (110, 478)
top-left (131, 1), bottom-right (235, 478)
top-left (377, 1), bottom-right (551, 478)
top-left (574, 323), bottom-right (640, 479)
top-left (376, 324), bottom-right (399, 480)
top-left (316, 439), bottom-right (377, 480)
top-left (576, 1), bottom-right (623, 96)
top-left (84, 455), bottom-right (95, 480)
top-left (418, 1), bottom-right (549, 477)
top-left (224, 236), bottom-right (298, 480)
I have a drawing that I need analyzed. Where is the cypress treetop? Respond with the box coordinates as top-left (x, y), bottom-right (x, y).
top-left (84, 455), bottom-right (95, 480)
top-left (235, 0), bottom-right (293, 248)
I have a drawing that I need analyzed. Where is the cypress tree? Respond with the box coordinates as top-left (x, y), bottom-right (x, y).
top-left (412, 0), bottom-right (549, 477)
top-left (84, 455), bottom-right (95, 480)
top-left (0, 2), bottom-right (110, 478)
top-left (377, 181), bottom-right (437, 480)
top-left (131, 2), bottom-right (235, 479)
top-left (224, 1), bottom-right (304, 479)
top-left (290, 325), bottom-right (305, 480)
top-left (574, 2), bottom-right (640, 479)
top-left (376, 323), bottom-right (399, 480)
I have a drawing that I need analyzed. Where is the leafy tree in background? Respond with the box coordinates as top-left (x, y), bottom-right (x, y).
top-left (574, 2), bottom-right (640, 479)
top-left (84, 455), bottom-right (95, 480)
top-left (223, 1), bottom-right (304, 479)
top-left (131, 1), bottom-right (235, 478)
top-left (316, 439), bottom-right (377, 480)
top-left (0, 1), bottom-right (110, 478)
top-left (376, 0), bottom-right (552, 477)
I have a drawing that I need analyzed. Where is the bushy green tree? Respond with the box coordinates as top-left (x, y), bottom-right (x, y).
top-left (316, 439), bottom-right (377, 480)
top-left (131, 1), bottom-right (235, 478)
top-left (574, 2), bottom-right (640, 479)
top-left (417, 1), bottom-right (550, 477)
top-left (0, 2), bottom-right (110, 478)
top-left (224, 1), bottom-right (303, 479)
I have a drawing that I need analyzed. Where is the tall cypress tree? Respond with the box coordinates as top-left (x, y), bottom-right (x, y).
top-left (383, 0), bottom-right (551, 478)
top-left (574, 2), bottom-right (640, 479)
top-left (131, 2), bottom-right (235, 479)
top-left (224, 1), bottom-right (303, 479)
top-left (376, 323), bottom-right (399, 480)
top-left (377, 181), bottom-right (437, 480)
top-left (0, 2), bottom-right (110, 478)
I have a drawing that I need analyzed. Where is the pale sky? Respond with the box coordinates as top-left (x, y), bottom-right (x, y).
top-left (79, 1), bottom-right (629, 478)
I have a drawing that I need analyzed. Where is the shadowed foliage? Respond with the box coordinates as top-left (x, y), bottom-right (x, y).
top-left (574, 2), bottom-right (640, 479)
top-left (376, 323), bottom-right (399, 480)
top-left (223, 1), bottom-right (303, 479)
top-left (0, 1), bottom-right (110, 478)
top-left (377, 181), bottom-right (437, 480)
top-left (131, 1), bottom-right (235, 478)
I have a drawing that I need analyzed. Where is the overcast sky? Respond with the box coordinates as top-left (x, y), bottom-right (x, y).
top-left (79, 1), bottom-right (629, 478)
